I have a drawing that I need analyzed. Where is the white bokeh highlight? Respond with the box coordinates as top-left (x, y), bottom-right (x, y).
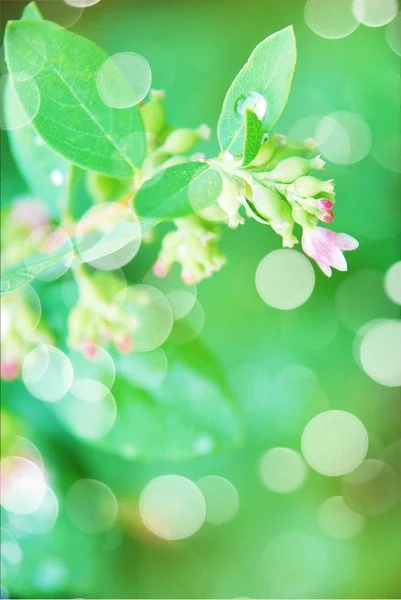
top-left (259, 447), bottom-right (307, 493)
top-left (256, 250), bottom-right (315, 310)
top-left (301, 410), bottom-right (368, 476)
top-left (139, 475), bottom-right (206, 540)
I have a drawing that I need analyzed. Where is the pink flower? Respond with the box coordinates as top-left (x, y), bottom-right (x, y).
top-left (82, 340), bottom-right (98, 359)
top-left (1, 357), bottom-right (20, 381)
top-left (153, 259), bottom-right (169, 278)
top-left (302, 226), bottom-right (359, 277)
top-left (114, 333), bottom-right (134, 354)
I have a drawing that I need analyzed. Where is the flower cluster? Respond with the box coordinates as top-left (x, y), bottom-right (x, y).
top-left (1, 88), bottom-right (359, 381)
top-left (67, 266), bottom-right (136, 358)
top-left (140, 93), bottom-right (358, 283)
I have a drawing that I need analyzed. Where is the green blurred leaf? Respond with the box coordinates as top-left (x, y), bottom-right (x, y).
top-left (1, 245), bottom-right (75, 296)
top-left (54, 342), bottom-right (242, 461)
top-left (218, 26), bottom-right (296, 155)
top-left (135, 162), bottom-right (222, 219)
top-left (242, 108), bottom-right (263, 166)
top-left (5, 86), bottom-right (71, 218)
top-left (5, 20), bottom-right (146, 177)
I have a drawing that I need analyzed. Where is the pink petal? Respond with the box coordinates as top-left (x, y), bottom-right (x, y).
top-left (330, 248), bottom-right (348, 272)
top-left (316, 261), bottom-right (332, 277)
top-left (336, 233), bottom-right (359, 251)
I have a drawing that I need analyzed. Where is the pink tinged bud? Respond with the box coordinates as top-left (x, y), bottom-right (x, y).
top-left (153, 259), bottom-right (169, 278)
top-left (114, 333), bottom-right (134, 354)
top-left (82, 340), bottom-right (98, 360)
top-left (181, 269), bottom-right (197, 285)
top-left (1, 358), bottom-right (20, 381)
top-left (317, 211), bottom-right (335, 223)
top-left (315, 199), bottom-right (334, 211)
top-left (302, 226), bottom-right (359, 277)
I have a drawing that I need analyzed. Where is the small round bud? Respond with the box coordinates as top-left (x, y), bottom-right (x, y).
top-left (162, 124), bottom-right (210, 155)
top-left (315, 198), bottom-right (334, 211)
top-left (217, 175), bottom-right (244, 228)
top-left (0, 357), bottom-right (20, 381)
top-left (251, 183), bottom-right (282, 221)
top-left (140, 89), bottom-right (167, 135)
top-left (293, 176), bottom-right (334, 198)
top-left (318, 211), bottom-right (335, 223)
top-left (153, 259), bottom-right (169, 278)
top-left (82, 340), bottom-right (98, 359)
top-left (264, 156), bottom-right (317, 184)
top-left (114, 332), bottom-right (134, 354)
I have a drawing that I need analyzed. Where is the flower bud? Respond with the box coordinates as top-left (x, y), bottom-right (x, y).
top-left (217, 175), bottom-right (244, 228)
top-left (262, 156), bottom-right (314, 184)
top-left (113, 332), bottom-right (134, 354)
top-left (161, 124), bottom-right (211, 155)
top-left (317, 211), bottom-right (335, 223)
top-left (250, 184), bottom-right (297, 248)
top-left (153, 259), bottom-right (169, 278)
top-left (0, 356), bottom-right (20, 381)
top-left (251, 183), bottom-right (282, 221)
top-left (292, 176), bottom-right (334, 198)
top-left (315, 198), bottom-right (334, 211)
top-left (248, 134), bottom-right (286, 167)
top-left (140, 89), bottom-right (167, 135)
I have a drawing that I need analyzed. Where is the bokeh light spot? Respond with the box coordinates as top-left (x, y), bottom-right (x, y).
top-left (316, 111), bottom-right (371, 164)
top-left (255, 250), bottom-right (315, 310)
top-left (384, 262), bottom-right (401, 305)
top-left (317, 495), bottom-right (365, 539)
top-left (259, 447), bottom-right (307, 493)
top-left (342, 459), bottom-right (400, 515)
top-left (352, 0), bottom-right (398, 27)
top-left (261, 532), bottom-right (328, 596)
top-left (140, 475), bottom-right (206, 540)
top-left (22, 345), bottom-right (73, 403)
top-left (357, 319), bottom-right (401, 386)
top-left (305, 0), bottom-right (359, 39)
top-left (302, 410), bottom-right (368, 476)
top-left (0, 456), bottom-right (46, 515)
top-left (96, 52), bottom-right (151, 108)
top-left (117, 284), bottom-right (174, 352)
top-left (58, 378), bottom-right (117, 440)
top-left (197, 476), bottom-right (239, 524)
top-left (76, 203), bottom-right (141, 271)
top-left (66, 479), bottom-right (118, 534)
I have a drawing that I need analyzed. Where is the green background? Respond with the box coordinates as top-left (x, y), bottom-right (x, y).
top-left (1, 1), bottom-right (400, 598)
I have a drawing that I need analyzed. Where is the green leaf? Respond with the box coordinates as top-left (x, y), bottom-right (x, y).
top-left (5, 83), bottom-right (71, 218)
top-left (1, 245), bottom-right (75, 297)
top-left (242, 108), bottom-right (263, 166)
top-left (218, 26), bottom-right (296, 155)
top-left (135, 162), bottom-right (223, 219)
top-left (67, 165), bottom-right (94, 220)
top-left (5, 20), bottom-right (146, 177)
top-left (21, 1), bottom-right (42, 20)
top-left (54, 342), bottom-right (242, 461)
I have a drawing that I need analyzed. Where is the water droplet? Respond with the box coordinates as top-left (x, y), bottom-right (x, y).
top-left (235, 91), bottom-right (267, 120)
